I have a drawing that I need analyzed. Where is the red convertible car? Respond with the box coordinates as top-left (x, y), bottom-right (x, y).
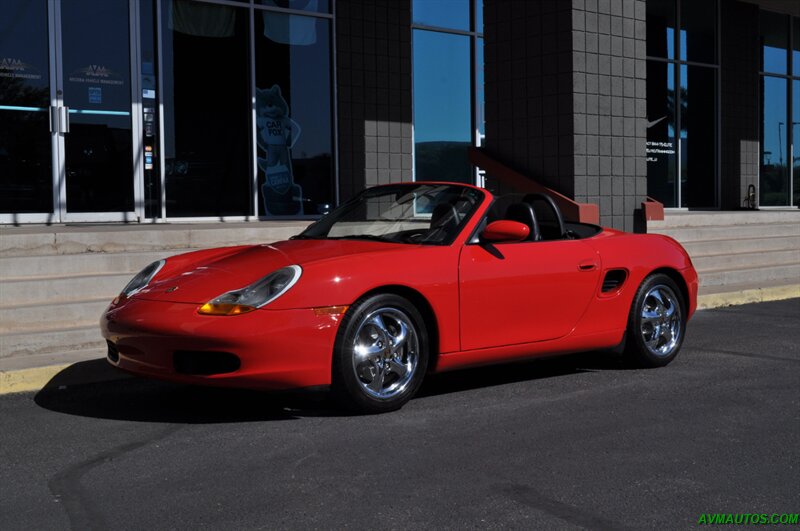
top-left (102, 182), bottom-right (697, 413)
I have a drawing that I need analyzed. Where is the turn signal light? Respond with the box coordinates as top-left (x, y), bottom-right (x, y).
top-left (198, 303), bottom-right (256, 316)
top-left (313, 305), bottom-right (349, 316)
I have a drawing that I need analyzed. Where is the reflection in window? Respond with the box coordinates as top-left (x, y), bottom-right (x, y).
top-left (681, 65), bottom-right (716, 208)
top-left (761, 76), bottom-right (789, 206)
top-left (412, 0), bottom-right (469, 31)
top-left (0, 0), bottom-right (53, 213)
top-left (161, 0), bottom-right (251, 217)
top-left (646, 0), bottom-right (675, 59)
top-left (680, 0), bottom-right (715, 64)
top-left (794, 80), bottom-right (800, 207)
top-left (255, 11), bottom-right (333, 216)
top-left (413, 29), bottom-right (471, 183)
top-left (646, 61), bottom-right (677, 207)
top-left (258, 0), bottom-right (330, 14)
top-left (760, 11), bottom-right (788, 74)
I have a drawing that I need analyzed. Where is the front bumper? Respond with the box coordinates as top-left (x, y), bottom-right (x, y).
top-left (100, 298), bottom-right (343, 389)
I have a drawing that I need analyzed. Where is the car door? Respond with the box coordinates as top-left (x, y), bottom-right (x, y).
top-left (458, 239), bottom-right (601, 351)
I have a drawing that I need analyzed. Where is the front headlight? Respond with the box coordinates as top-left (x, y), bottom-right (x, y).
top-left (198, 265), bottom-right (302, 316)
top-left (118, 259), bottom-right (166, 300)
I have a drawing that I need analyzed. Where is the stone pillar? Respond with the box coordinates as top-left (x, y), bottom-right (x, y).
top-left (484, 0), bottom-right (647, 232)
top-left (336, 0), bottom-right (413, 202)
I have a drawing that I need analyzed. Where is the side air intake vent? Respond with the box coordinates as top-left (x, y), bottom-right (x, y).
top-left (602, 269), bottom-right (627, 293)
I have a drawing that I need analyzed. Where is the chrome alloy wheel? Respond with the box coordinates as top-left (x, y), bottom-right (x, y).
top-left (351, 307), bottom-right (419, 400)
top-left (639, 284), bottom-right (682, 357)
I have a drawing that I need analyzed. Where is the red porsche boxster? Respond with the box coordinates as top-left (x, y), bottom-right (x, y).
top-left (102, 182), bottom-right (697, 412)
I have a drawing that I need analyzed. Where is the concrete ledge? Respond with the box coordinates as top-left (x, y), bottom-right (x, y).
top-left (697, 283), bottom-right (800, 310)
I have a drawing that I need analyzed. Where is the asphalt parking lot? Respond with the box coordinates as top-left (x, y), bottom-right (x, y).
top-left (1, 299), bottom-right (798, 530)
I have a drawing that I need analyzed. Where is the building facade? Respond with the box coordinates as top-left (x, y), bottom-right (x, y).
top-left (1, 0), bottom-right (798, 230)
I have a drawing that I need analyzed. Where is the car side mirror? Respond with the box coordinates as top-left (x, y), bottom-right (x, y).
top-left (481, 220), bottom-right (530, 243)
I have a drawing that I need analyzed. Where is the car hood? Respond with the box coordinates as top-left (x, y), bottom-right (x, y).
top-left (134, 239), bottom-right (410, 305)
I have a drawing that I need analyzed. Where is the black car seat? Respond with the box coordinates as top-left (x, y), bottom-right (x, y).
top-left (505, 202), bottom-right (541, 241)
top-left (424, 202), bottom-right (460, 242)
top-left (523, 193), bottom-right (566, 240)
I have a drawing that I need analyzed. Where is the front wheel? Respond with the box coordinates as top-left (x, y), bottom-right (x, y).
top-left (624, 274), bottom-right (686, 368)
top-left (332, 294), bottom-right (429, 413)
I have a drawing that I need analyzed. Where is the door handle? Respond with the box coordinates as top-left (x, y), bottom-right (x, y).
top-left (60, 106), bottom-right (70, 134)
top-left (578, 261), bottom-right (597, 271)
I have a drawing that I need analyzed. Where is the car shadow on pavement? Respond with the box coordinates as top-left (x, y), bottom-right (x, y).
top-left (34, 351), bottom-right (625, 423)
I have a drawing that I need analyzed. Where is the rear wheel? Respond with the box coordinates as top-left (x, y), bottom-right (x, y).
top-left (332, 294), bottom-right (429, 413)
top-left (624, 274), bottom-right (686, 368)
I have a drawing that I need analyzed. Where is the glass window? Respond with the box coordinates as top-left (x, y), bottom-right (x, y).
top-left (255, 11), bottom-right (334, 216)
top-left (141, 0), bottom-right (160, 219)
top-left (646, 0), bottom-right (675, 59)
top-left (680, 0), bottom-right (716, 64)
top-left (760, 11), bottom-right (788, 74)
top-left (0, 0), bottom-right (52, 214)
top-left (794, 80), bottom-right (800, 207)
top-left (413, 29), bottom-right (471, 183)
top-left (760, 76), bottom-right (789, 206)
top-left (257, 0), bottom-right (330, 14)
top-left (681, 65), bottom-right (716, 208)
top-left (61, 0), bottom-right (134, 214)
top-left (646, 61), bottom-right (678, 207)
top-left (476, 0), bottom-right (483, 33)
top-left (476, 37), bottom-right (484, 140)
top-left (794, 18), bottom-right (800, 76)
top-left (413, 0), bottom-right (469, 31)
top-left (161, 0), bottom-right (251, 217)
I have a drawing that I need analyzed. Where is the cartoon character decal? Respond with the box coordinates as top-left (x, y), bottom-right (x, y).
top-left (256, 84), bottom-right (303, 215)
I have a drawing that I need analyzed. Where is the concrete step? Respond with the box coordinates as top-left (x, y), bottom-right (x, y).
top-left (692, 249), bottom-right (800, 272)
top-left (649, 210), bottom-right (800, 229)
top-left (0, 273), bottom-right (133, 306)
top-left (649, 222), bottom-right (800, 243)
top-left (0, 221), bottom-right (310, 257)
top-left (0, 325), bottom-right (104, 360)
top-left (682, 235), bottom-right (800, 257)
top-left (0, 249), bottom-right (188, 280)
top-left (0, 299), bottom-right (108, 334)
top-left (698, 262), bottom-right (800, 287)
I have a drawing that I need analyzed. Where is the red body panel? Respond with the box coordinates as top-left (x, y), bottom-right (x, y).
top-left (101, 182), bottom-right (698, 389)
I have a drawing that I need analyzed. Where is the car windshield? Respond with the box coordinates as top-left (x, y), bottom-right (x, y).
top-left (297, 183), bottom-right (485, 245)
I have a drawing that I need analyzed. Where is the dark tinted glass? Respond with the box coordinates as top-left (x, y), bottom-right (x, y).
top-left (646, 0), bottom-right (675, 59)
top-left (258, 0), bottom-right (330, 14)
top-left (141, 0), bottom-right (160, 218)
top-left (413, 29), bottom-right (471, 183)
top-left (477, 37), bottom-right (484, 139)
top-left (646, 61), bottom-right (677, 207)
top-left (681, 65), bottom-right (716, 207)
top-left (61, 0), bottom-right (134, 213)
top-left (413, 0), bottom-right (469, 31)
top-left (760, 11), bottom-right (788, 74)
top-left (794, 80), bottom-right (799, 206)
top-left (793, 18), bottom-right (800, 77)
top-left (161, 0), bottom-right (251, 217)
top-left (255, 11), bottom-right (334, 217)
top-left (0, 0), bottom-right (52, 214)
top-left (760, 76), bottom-right (789, 206)
top-left (680, 0), bottom-right (716, 64)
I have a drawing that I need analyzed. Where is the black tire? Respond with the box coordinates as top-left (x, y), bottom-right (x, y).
top-left (332, 293), bottom-right (429, 413)
top-left (624, 273), bottom-right (686, 368)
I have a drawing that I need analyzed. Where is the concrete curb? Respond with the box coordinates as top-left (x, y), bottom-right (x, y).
top-left (697, 284), bottom-right (800, 310)
top-left (1, 288), bottom-right (798, 396)
top-left (0, 364), bottom-right (71, 395)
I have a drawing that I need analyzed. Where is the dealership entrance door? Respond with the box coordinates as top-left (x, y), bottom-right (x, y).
top-left (0, 0), bottom-right (139, 223)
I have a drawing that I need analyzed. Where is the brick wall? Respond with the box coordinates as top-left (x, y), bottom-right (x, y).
top-left (484, 0), bottom-right (647, 231)
top-left (336, 0), bottom-right (413, 202)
